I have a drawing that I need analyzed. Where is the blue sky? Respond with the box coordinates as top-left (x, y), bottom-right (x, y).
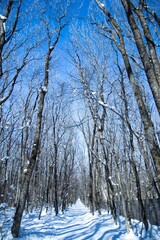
top-left (79, 0), bottom-right (90, 18)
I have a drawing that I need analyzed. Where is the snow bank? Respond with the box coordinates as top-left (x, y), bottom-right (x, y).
top-left (122, 229), bottom-right (140, 240)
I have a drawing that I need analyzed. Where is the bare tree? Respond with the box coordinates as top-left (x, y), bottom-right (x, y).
top-left (0, 0), bottom-right (38, 105)
top-left (11, 1), bottom-right (70, 236)
top-left (120, 0), bottom-right (160, 111)
top-left (95, 0), bottom-right (160, 191)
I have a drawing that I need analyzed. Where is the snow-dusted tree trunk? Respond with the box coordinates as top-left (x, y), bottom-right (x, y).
top-left (95, 0), bottom-right (160, 194)
top-left (0, 14), bottom-right (6, 77)
top-left (11, 49), bottom-right (50, 238)
top-left (119, 64), bottom-right (148, 230)
top-left (11, 9), bottom-right (66, 234)
top-left (15, 90), bottom-right (38, 207)
top-left (115, 154), bottom-right (131, 234)
top-left (54, 142), bottom-right (58, 216)
top-left (98, 82), bottom-right (117, 224)
top-left (120, 0), bottom-right (160, 113)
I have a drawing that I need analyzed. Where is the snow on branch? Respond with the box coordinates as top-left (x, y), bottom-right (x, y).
top-left (98, 100), bottom-right (108, 107)
top-left (0, 14), bottom-right (7, 21)
top-left (0, 14), bottom-right (7, 32)
top-left (100, 2), bottom-right (105, 8)
top-left (98, 100), bottom-right (115, 110)
top-left (96, 1), bottom-right (105, 8)
top-left (41, 86), bottom-right (48, 93)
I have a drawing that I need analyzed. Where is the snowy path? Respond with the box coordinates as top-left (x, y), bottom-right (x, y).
top-left (19, 200), bottom-right (125, 240)
top-left (46, 200), bottom-right (123, 240)
top-left (2, 199), bottom-right (160, 239)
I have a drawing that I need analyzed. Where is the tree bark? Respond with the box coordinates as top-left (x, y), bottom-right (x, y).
top-left (54, 143), bottom-right (58, 216)
top-left (95, 0), bottom-right (160, 187)
top-left (11, 45), bottom-right (54, 237)
top-left (11, 87), bottom-right (47, 237)
top-left (121, 0), bottom-right (160, 113)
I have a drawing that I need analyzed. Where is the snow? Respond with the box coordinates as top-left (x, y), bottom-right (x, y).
top-left (0, 14), bottom-right (7, 20)
top-left (26, 120), bottom-right (30, 127)
top-left (97, 1), bottom-right (105, 8)
top-left (49, 46), bottom-right (54, 50)
top-left (98, 101), bottom-right (115, 110)
top-left (0, 97), bottom-right (7, 103)
top-left (98, 100), bottom-right (108, 107)
top-left (111, 180), bottom-right (118, 186)
top-left (3, 22), bottom-right (6, 31)
top-left (122, 229), bottom-right (139, 240)
top-left (100, 3), bottom-right (105, 8)
top-left (0, 14), bottom-right (7, 31)
top-left (0, 203), bottom-right (8, 209)
top-left (1, 156), bottom-right (9, 162)
top-left (1, 199), bottom-right (160, 239)
top-left (9, 185), bottom-right (16, 191)
top-left (41, 86), bottom-right (48, 93)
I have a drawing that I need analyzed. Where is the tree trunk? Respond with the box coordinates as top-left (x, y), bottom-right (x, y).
top-left (0, 17), bottom-right (6, 77)
top-left (11, 45), bottom-right (53, 237)
top-left (88, 151), bottom-right (94, 215)
top-left (129, 124), bottom-right (148, 230)
top-left (133, 7), bottom-right (160, 86)
top-left (54, 143), bottom-right (58, 216)
top-left (121, 49), bottom-right (160, 189)
top-left (121, 0), bottom-right (160, 113)
top-left (96, 0), bottom-right (160, 188)
top-left (11, 92), bottom-right (46, 237)
top-left (116, 157), bottom-right (131, 233)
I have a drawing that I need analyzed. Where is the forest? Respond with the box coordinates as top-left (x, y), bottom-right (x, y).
top-left (0, 0), bottom-right (160, 239)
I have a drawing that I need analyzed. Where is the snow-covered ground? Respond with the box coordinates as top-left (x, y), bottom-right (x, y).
top-left (1, 199), bottom-right (160, 239)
